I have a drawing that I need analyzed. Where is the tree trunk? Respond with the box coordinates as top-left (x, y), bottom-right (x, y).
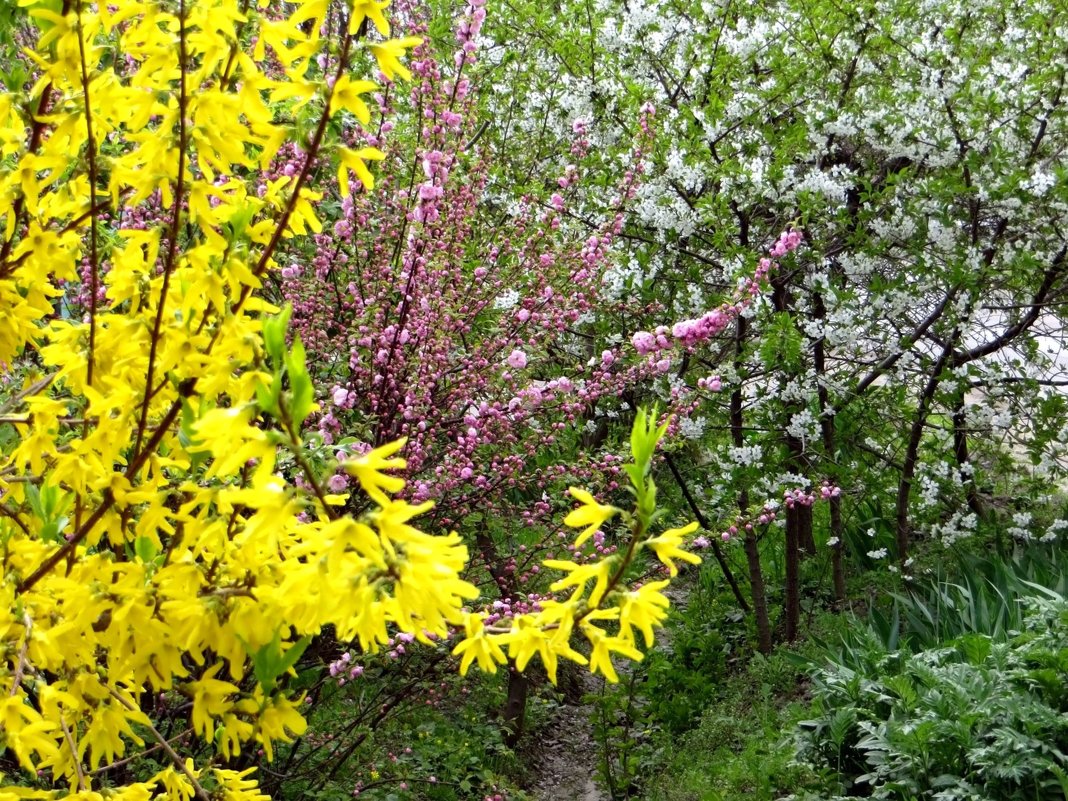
top-left (502, 662), bottom-right (529, 747)
top-left (896, 338), bottom-right (957, 564)
top-left (771, 274), bottom-right (809, 636)
top-left (475, 525), bottom-right (530, 743)
top-left (733, 315), bottom-right (772, 652)
top-left (813, 290), bottom-right (846, 602)
top-left (784, 489), bottom-right (801, 642)
top-left (733, 209), bottom-right (772, 652)
top-left (665, 453), bottom-right (750, 612)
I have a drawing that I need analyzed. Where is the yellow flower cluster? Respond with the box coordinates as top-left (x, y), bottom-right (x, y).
top-left (0, 2), bottom-right (701, 800)
top-left (452, 407), bottom-right (702, 684)
top-left (0, 1), bottom-right (432, 798)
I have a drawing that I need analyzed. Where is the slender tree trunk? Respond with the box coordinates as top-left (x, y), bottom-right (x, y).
top-left (475, 525), bottom-right (528, 743)
top-left (733, 209), bottom-right (772, 651)
top-left (502, 662), bottom-right (529, 747)
top-left (813, 290), bottom-right (846, 602)
top-left (783, 501), bottom-right (801, 641)
top-left (796, 491), bottom-right (816, 556)
top-left (742, 519), bottom-right (773, 653)
top-left (733, 315), bottom-right (772, 652)
top-left (770, 275), bottom-right (808, 639)
top-left (665, 453), bottom-right (750, 612)
top-left (896, 338), bottom-right (957, 564)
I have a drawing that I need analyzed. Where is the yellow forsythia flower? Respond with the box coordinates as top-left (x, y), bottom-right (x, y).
top-left (643, 521), bottom-right (702, 576)
top-left (563, 486), bottom-right (619, 545)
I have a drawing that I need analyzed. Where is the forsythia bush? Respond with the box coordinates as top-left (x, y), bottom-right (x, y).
top-left (0, 1), bottom-right (699, 799)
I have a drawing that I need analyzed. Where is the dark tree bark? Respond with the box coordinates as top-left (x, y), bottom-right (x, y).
top-left (812, 290), bottom-right (846, 602)
top-left (475, 525), bottom-right (528, 745)
top-left (665, 453), bottom-right (750, 612)
top-left (770, 273), bottom-right (811, 640)
top-left (733, 209), bottom-right (772, 652)
top-left (895, 336), bottom-right (957, 564)
top-left (732, 315), bottom-right (772, 652)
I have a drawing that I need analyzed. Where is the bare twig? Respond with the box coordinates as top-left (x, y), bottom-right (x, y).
top-left (108, 688), bottom-right (211, 801)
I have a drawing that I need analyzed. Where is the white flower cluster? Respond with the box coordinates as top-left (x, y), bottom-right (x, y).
top-left (1007, 511), bottom-right (1033, 542)
top-left (678, 415), bottom-right (707, 440)
top-left (1042, 519), bottom-right (1067, 543)
top-left (602, 255), bottom-right (648, 301)
top-left (728, 444), bottom-right (763, 467)
top-left (664, 147), bottom-right (704, 195)
top-left (794, 166), bottom-right (854, 205)
top-left (933, 510), bottom-right (978, 547)
top-left (785, 409), bottom-right (820, 444)
top-left (493, 289), bottom-right (520, 310)
top-left (1021, 170), bottom-right (1056, 197)
top-left (633, 177), bottom-right (699, 236)
top-left (916, 462), bottom-right (952, 510)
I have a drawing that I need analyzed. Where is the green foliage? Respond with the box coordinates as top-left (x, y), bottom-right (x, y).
top-left (894, 560), bottom-right (1062, 648)
top-left (642, 642), bottom-right (832, 801)
top-left (588, 672), bottom-right (650, 799)
top-left (274, 661), bottom-right (526, 801)
top-left (248, 630), bottom-right (314, 693)
top-left (758, 312), bottom-right (804, 373)
top-left (796, 597), bottom-right (1068, 800)
top-left (844, 547), bottom-right (1068, 657)
top-left (258, 306), bottom-right (316, 429)
top-left (641, 601), bottom-right (729, 735)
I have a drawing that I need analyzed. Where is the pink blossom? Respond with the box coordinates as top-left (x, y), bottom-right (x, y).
top-left (698, 375), bottom-right (723, 392)
top-left (507, 349), bottom-right (527, 369)
top-left (632, 330), bottom-right (656, 354)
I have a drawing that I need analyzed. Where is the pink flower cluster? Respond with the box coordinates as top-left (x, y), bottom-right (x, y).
top-left (630, 228), bottom-right (803, 358)
top-left (689, 480), bottom-right (843, 549)
top-left (280, 31), bottom-right (658, 535)
top-left (454, 0), bottom-right (486, 68)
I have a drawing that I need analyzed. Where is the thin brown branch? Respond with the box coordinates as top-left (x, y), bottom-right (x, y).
top-left (60, 716), bottom-right (87, 791)
top-left (133, 0), bottom-right (191, 455)
top-left (89, 729), bottom-right (193, 776)
top-left (7, 612), bottom-right (32, 696)
top-left (108, 688), bottom-right (211, 801)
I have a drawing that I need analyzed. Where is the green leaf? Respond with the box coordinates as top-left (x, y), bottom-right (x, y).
top-left (630, 404), bottom-right (669, 476)
top-left (249, 629), bottom-right (312, 692)
top-left (263, 305), bottom-right (292, 365)
top-left (134, 535), bottom-right (159, 564)
top-left (758, 312), bottom-right (803, 372)
top-left (254, 374), bottom-right (281, 417)
top-left (25, 483), bottom-right (44, 520)
top-left (285, 335), bottom-right (316, 427)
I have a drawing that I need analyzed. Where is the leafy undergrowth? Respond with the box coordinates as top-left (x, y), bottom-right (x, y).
top-left (795, 602), bottom-right (1068, 800)
top-left (639, 545), bottom-right (1068, 801)
top-left (640, 634), bottom-right (835, 801)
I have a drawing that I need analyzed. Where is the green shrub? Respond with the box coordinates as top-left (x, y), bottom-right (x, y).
top-left (795, 598), bottom-right (1068, 800)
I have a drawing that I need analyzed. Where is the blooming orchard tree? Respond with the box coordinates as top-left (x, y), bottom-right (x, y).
top-left (0, 2), bottom-right (705, 799)
top-left (269, 0), bottom-right (807, 750)
top-left (474, 0), bottom-right (1068, 645)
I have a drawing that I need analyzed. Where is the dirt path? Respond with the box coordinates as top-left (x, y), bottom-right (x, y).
top-left (526, 585), bottom-right (689, 800)
top-left (527, 673), bottom-right (608, 801)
